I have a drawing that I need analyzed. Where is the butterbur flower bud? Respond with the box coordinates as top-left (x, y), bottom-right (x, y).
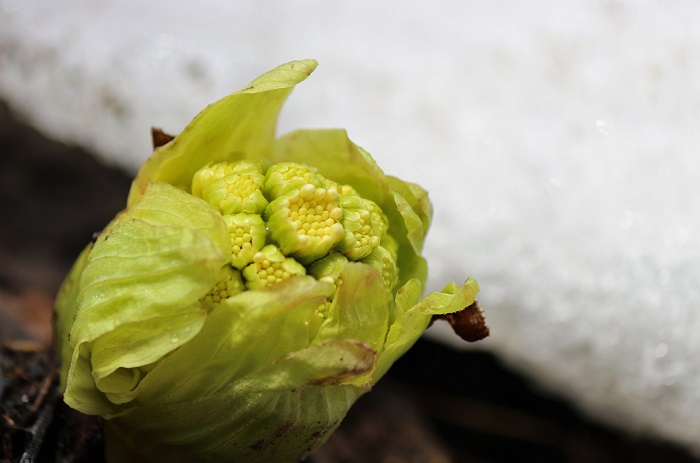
top-left (55, 59), bottom-right (487, 463)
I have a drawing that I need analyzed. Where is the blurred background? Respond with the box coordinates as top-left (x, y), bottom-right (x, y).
top-left (2, 1), bottom-right (699, 461)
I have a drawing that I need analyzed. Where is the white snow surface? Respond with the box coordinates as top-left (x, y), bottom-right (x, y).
top-left (2, 0), bottom-right (700, 453)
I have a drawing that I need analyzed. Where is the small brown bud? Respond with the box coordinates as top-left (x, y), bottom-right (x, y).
top-left (435, 300), bottom-right (489, 342)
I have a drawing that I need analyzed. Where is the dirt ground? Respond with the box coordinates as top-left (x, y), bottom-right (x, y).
top-left (1, 101), bottom-right (696, 462)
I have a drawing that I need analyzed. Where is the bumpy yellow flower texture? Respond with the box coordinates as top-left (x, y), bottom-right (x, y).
top-left (194, 160), bottom-right (398, 310)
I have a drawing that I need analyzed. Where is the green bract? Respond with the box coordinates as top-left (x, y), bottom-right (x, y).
top-left (55, 60), bottom-right (481, 463)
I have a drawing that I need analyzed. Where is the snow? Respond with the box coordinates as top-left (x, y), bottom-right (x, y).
top-left (2, 0), bottom-right (700, 453)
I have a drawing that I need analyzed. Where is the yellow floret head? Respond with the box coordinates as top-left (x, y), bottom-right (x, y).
top-left (190, 160), bottom-right (401, 302)
top-left (337, 195), bottom-right (382, 260)
top-left (201, 265), bottom-right (245, 305)
top-left (325, 179), bottom-right (358, 197)
top-left (365, 198), bottom-right (389, 241)
top-left (191, 162), bottom-right (237, 198)
top-left (223, 213), bottom-right (267, 269)
top-left (192, 161), bottom-right (268, 215)
top-left (360, 245), bottom-right (399, 298)
top-left (306, 252), bottom-right (348, 296)
top-left (242, 244), bottom-right (307, 290)
top-left (264, 162), bottom-right (326, 200)
top-left (264, 184), bottom-right (344, 264)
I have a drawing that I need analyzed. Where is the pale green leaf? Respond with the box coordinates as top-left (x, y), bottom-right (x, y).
top-left (373, 278), bottom-right (480, 382)
top-left (271, 129), bottom-right (390, 206)
top-left (63, 182), bottom-right (230, 414)
top-left (70, 182), bottom-right (229, 345)
top-left (313, 263), bottom-right (389, 355)
top-left (55, 243), bottom-right (92, 389)
top-left (105, 339), bottom-right (374, 463)
top-left (134, 276), bottom-right (335, 405)
top-left (128, 60), bottom-right (318, 206)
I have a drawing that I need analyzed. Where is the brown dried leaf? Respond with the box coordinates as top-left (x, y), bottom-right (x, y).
top-left (150, 127), bottom-right (175, 150)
